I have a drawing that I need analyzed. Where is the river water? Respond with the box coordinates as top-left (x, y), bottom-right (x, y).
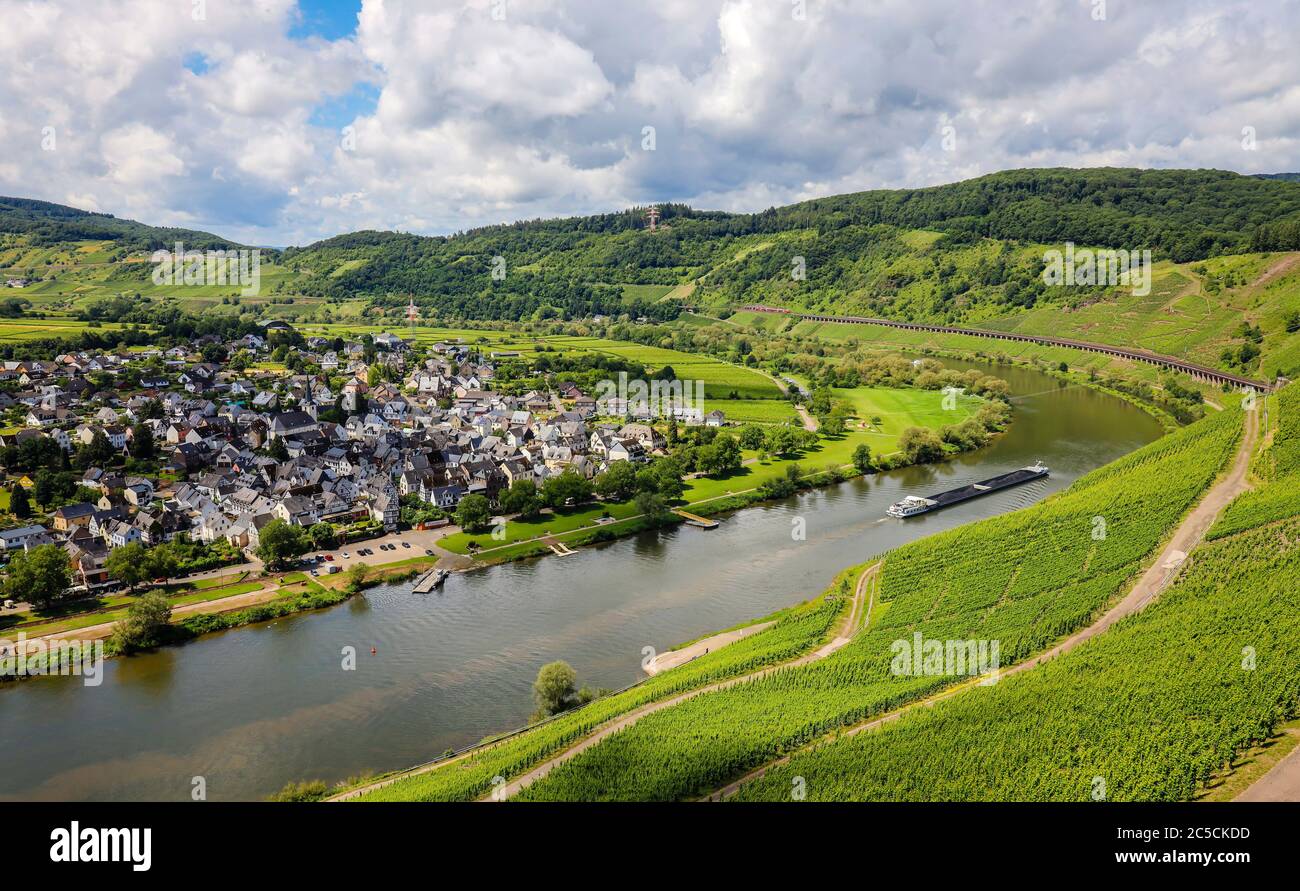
top-left (0, 360), bottom-right (1164, 800)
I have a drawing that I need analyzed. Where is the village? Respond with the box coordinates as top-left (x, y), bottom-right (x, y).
top-left (0, 321), bottom-right (730, 603)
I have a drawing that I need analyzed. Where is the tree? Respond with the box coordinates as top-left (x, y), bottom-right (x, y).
top-left (129, 422), bottom-right (155, 461)
top-left (594, 461), bottom-right (638, 501)
top-left (144, 544), bottom-right (178, 581)
top-left (852, 443), bottom-right (874, 474)
top-left (78, 429), bottom-right (115, 468)
top-left (266, 437), bottom-right (289, 462)
top-left (345, 563), bottom-right (371, 592)
top-left (109, 591), bottom-right (172, 653)
top-left (307, 522), bottom-right (338, 550)
top-left (738, 424), bottom-right (766, 451)
top-left (454, 494), bottom-right (493, 532)
top-left (698, 433), bottom-right (742, 475)
top-left (638, 457), bottom-right (685, 500)
top-left (3, 544), bottom-right (71, 607)
top-left (899, 426), bottom-right (946, 464)
top-left (763, 426), bottom-right (800, 458)
top-left (9, 483), bottom-right (30, 519)
top-left (256, 519), bottom-right (310, 569)
top-left (541, 470), bottom-right (592, 509)
top-left (532, 660), bottom-right (578, 720)
top-left (105, 541), bottom-right (151, 590)
top-left (32, 470), bottom-right (57, 509)
top-left (498, 480), bottom-right (543, 520)
top-left (635, 491), bottom-right (672, 526)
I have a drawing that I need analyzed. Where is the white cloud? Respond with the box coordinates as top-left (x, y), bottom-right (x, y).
top-left (0, 0), bottom-right (1297, 245)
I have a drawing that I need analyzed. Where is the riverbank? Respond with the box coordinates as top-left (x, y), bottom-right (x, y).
top-left (0, 560), bottom-right (431, 681)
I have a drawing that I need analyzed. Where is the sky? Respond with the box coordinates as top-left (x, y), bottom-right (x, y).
top-left (1, 0), bottom-right (1297, 246)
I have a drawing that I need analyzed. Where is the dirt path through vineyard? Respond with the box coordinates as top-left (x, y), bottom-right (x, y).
top-left (477, 561), bottom-right (876, 801)
top-left (330, 561), bottom-right (877, 802)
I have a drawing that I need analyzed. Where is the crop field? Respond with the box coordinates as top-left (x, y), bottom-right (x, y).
top-left (299, 322), bottom-right (539, 349)
top-left (1209, 386), bottom-right (1300, 539)
top-left (0, 318), bottom-right (121, 342)
top-left (350, 568), bottom-right (860, 801)
top-left (705, 399), bottom-right (799, 425)
top-left (419, 408), bottom-right (1243, 801)
top-left (737, 507), bottom-right (1300, 801)
top-left (545, 336), bottom-right (785, 400)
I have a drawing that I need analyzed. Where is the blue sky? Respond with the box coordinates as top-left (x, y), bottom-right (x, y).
top-left (288, 0), bottom-right (362, 42)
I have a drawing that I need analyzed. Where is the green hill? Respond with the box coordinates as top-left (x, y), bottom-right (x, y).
top-left (5, 168), bottom-right (1300, 377)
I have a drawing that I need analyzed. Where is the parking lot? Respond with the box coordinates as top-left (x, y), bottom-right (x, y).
top-left (309, 526), bottom-right (461, 574)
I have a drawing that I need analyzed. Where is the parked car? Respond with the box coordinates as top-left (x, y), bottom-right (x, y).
top-left (401, 541), bottom-right (411, 548)
top-left (324, 554), bottom-right (334, 562)
top-left (342, 552), bottom-right (350, 559)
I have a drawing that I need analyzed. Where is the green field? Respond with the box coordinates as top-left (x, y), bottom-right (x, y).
top-left (0, 318), bottom-right (123, 343)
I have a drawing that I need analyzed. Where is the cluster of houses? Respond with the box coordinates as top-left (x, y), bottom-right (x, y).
top-left (0, 325), bottom-right (726, 592)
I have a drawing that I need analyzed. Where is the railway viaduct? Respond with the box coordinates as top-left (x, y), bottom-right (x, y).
top-left (741, 305), bottom-right (1276, 393)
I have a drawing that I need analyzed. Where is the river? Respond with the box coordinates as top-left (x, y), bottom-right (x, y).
top-left (0, 360), bottom-right (1164, 800)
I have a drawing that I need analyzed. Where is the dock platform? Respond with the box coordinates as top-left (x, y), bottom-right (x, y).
top-left (672, 509), bottom-right (719, 529)
top-left (412, 567), bottom-right (449, 593)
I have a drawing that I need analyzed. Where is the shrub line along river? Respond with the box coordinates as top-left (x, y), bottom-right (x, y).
top-left (0, 359), bottom-right (1164, 801)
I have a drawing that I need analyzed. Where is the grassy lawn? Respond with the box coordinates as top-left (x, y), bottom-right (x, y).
top-left (2, 577), bottom-right (265, 638)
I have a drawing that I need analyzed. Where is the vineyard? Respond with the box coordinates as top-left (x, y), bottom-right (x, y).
top-left (349, 566), bottom-right (859, 801)
top-left (511, 408), bottom-right (1244, 801)
top-left (1209, 386), bottom-right (1300, 539)
top-left (734, 512), bottom-right (1300, 801)
top-left (544, 336), bottom-right (787, 400)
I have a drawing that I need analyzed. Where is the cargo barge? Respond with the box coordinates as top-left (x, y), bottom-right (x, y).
top-left (886, 462), bottom-right (1049, 518)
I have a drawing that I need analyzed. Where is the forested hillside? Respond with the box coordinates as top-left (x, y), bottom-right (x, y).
top-left (0, 197), bottom-right (241, 252)
top-left (5, 168), bottom-right (1300, 340)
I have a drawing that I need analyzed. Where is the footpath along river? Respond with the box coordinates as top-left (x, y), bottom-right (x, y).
top-left (0, 359), bottom-right (1164, 800)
